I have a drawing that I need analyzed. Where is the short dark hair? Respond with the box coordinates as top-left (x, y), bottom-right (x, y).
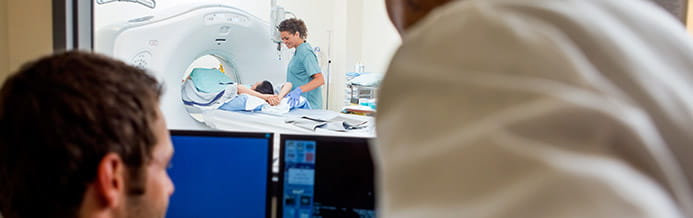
top-left (278, 18), bottom-right (308, 39)
top-left (0, 51), bottom-right (163, 218)
top-left (254, 80), bottom-right (275, 95)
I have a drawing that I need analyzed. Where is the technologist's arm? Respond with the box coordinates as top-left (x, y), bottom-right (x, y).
top-left (298, 73), bottom-right (324, 92)
top-left (278, 82), bottom-right (293, 99)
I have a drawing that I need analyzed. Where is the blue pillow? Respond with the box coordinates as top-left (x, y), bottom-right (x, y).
top-left (189, 68), bottom-right (233, 93)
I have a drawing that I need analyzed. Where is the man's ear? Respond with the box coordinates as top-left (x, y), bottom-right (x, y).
top-left (95, 153), bottom-right (126, 208)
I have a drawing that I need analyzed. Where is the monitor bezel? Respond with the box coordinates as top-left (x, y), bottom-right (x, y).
top-left (169, 129), bottom-right (274, 218)
top-left (276, 134), bottom-right (375, 218)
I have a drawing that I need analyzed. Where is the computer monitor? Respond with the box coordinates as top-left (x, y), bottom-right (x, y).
top-left (277, 135), bottom-right (376, 218)
top-left (167, 130), bottom-right (273, 218)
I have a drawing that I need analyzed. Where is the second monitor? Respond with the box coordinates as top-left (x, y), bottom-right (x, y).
top-left (278, 134), bottom-right (376, 218)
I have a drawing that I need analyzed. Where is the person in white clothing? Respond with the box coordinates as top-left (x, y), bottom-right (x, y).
top-left (376, 0), bottom-right (693, 217)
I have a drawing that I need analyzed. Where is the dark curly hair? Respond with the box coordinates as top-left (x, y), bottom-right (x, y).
top-left (278, 18), bottom-right (308, 39)
top-left (0, 51), bottom-right (163, 218)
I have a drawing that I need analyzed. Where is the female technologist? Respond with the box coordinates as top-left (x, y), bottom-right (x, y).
top-left (278, 18), bottom-right (325, 109)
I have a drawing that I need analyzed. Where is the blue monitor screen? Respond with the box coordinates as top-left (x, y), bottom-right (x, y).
top-left (166, 130), bottom-right (272, 218)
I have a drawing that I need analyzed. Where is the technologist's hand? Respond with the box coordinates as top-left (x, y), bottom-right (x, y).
top-left (287, 88), bottom-right (302, 107)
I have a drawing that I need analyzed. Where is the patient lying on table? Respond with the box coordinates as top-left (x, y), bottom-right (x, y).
top-left (181, 68), bottom-right (310, 114)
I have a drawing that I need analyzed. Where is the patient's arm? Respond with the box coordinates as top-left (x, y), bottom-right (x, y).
top-left (238, 85), bottom-right (280, 106)
top-left (278, 82), bottom-right (293, 99)
top-left (238, 85), bottom-right (269, 99)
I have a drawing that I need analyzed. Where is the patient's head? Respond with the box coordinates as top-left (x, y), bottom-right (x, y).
top-left (252, 80), bottom-right (274, 95)
top-left (0, 51), bottom-right (174, 218)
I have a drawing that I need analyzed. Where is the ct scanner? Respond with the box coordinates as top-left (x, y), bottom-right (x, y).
top-left (96, 3), bottom-right (292, 129)
top-left (96, 3), bottom-right (375, 137)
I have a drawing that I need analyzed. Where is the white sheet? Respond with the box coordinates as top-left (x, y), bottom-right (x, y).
top-left (196, 109), bottom-right (375, 137)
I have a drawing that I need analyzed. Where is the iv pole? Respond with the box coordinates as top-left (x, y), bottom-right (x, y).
top-left (325, 30), bottom-right (333, 110)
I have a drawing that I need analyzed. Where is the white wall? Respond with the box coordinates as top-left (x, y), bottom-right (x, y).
top-left (281, 0), bottom-right (336, 69)
top-left (361, 0), bottom-right (401, 74)
top-left (331, 0), bottom-right (350, 111)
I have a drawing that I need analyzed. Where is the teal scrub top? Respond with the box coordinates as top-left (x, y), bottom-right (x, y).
top-left (287, 42), bottom-right (323, 109)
